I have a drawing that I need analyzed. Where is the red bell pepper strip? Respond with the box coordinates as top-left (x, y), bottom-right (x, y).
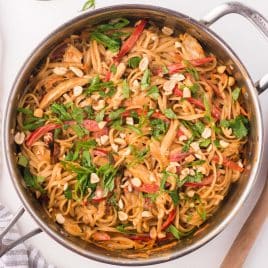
top-left (92, 232), bottom-right (111, 241)
top-left (26, 123), bottom-right (61, 147)
top-left (93, 148), bottom-right (108, 156)
top-left (177, 128), bottom-right (185, 138)
top-left (104, 71), bottom-right (111, 82)
top-left (128, 234), bottom-right (151, 242)
top-left (114, 20), bottom-right (147, 62)
top-left (213, 156), bottom-right (244, 172)
top-left (184, 175), bottom-right (213, 187)
top-left (161, 209), bottom-right (176, 230)
top-left (169, 152), bottom-right (191, 162)
top-left (26, 119), bottom-right (107, 147)
top-left (83, 119), bottom-right (103, 132)
top-left (136, 183), bottom-right (159, 193)
top-left (167, 56), bottom-right (215, 75)
top-left (173, 86), bottom-right (221, 120)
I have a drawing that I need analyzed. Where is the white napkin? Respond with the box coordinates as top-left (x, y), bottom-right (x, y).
top-left (0, 203), bottom-right (55, 268)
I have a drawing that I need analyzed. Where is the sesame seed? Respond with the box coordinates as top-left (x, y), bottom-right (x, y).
top-left (69, 66), bottom-right (84, 77)
top-left (139, 56), bottom-right (149, 71)
top-left (162, 26), bottom-right (174, 36)
top-left (190, 142), bottom-right (200, 152)
top-left (100, 135), bottom-right (109, 145)
top-left (63, 183), bottom-right (68, 191)
top-left (228, 76), bottom-right (235, 87)
top-left (53, 67), bottom-right (67, 76)
top-left (111, 143), bottom-right (119, 152)
top-left (141, 211), bottom-right (153, 218)
top-left (131, 177), bottom-right (142, 187)
top-left (97, 121), bottom-right (107, 130)
top-left (187, 190), bottom-right (195, 198)
top-left (219, 140), bottom-right (229, 148)
top-left (14, 132), bottom-right (25, 145)
top-left (56, 213), bottom-right (65, 224)
top-left (183, 87), bottom-right (191, 98)
top-left (90, 173), bottom-right (100, 184)
top-left (73, 85), bottom-right (83, 96)
top-left (33, 108), bottom-right (43, 118)
top-left (217, 65), bottom-right (226, 74)
top-left (201, 127), bottom-right (212, 139)
top-left (118, 199), bottom-right (124, 210)
top-left (170, 73), bottom-right (185, 82)
top-left (118, 211), bottom-right (128, 221)
top-left (126, 117), bottom-right (134, 125)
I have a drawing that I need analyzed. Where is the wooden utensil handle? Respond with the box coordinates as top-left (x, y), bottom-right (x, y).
top-left (221, 181), bottom-right (268, 268)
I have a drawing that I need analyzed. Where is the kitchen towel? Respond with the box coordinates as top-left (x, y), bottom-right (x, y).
top-left (0, 203), bottom-right (55, 268)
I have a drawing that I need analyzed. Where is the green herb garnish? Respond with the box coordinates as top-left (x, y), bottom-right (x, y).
top-left (81, 0), bottom-right (95, 11)
top-left (95, 109), bottom-right (105, 122)
top-left (167, 224), bottom-right (182, 239)
top-left (164, 108), bottom-right (177, 119)
top-left (91, 31), bottom-right (121, 52)
top-left (127, 56), bottom-right (141, 69)
top-left (23, 167), bottom-right (45, 193)
top-left (141, 68), bottom-right (151, 90)
top-left (199, 138), bottom-right (211, 148)
top-left (146, 85), bottom-right (159, 100)
top-left (18, 155), bottom-right (28, 167)
top-left (110, 64), bottom-right (117, 74)
top-left (122, 79), bottom-right (130, 98)
top-left (127, 125), bottom-right (142, 135)
top-left (97, 163), bottom-right (118, 193)
top-left (182, 136), bottom-right (194, 152)
top-left (220, 115), bottom-right (249, 139)
top-left (232, 87), bottom-right (241, 101)
top-left (86, 75), bottom-right (115, 96)
top-left (150, 119), bottom-right (168, 138)
top-left (109, 108), bottom-right (125, 120)
top-left (64, 187), bottom-right (72, 200)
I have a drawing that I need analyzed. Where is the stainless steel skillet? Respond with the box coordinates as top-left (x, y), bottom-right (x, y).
top-left (2, 1), bottom-right (268, 265)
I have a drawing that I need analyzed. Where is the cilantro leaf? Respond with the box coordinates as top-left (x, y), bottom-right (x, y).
top-left (127, 125), bottom-right (142, 135)
top-left (164, 108), bottom-right (177, 119)
top-left (81, 0), bottom-right (95, 11)
top-left (185, 67), bottom-right (199, 81)
top-left (199, 138), bottom-right (211, 148)
top-left (64, 187), bottom-right (72, 200)
top-left (127, 56), bottom-right (141, 69)
top-left (220, 115), bottom-right (249, 139)
top-left (146, 85), bottom-right (159, 100)
top-left (141, 68), bottom-right (151, 90)
top-left (97, 163), bottom-right (118, 193)
top-left (90, 31), bottom-right (121, 52)
top-left (86, 75), bottom-right (115, 96)
top-left (110, 64), bottom-right (117, 74)
top-left (150, 119), bottom-right (168, 138)
top-left (167, 224), bottom-right (182, 239)
top-left (232, 87), bottom-right (241, 101)
top-left (122, 80), bottom-right (130, 98)
top-left (18, 155), bottom-right (29, 167)
top-left (169, 190), bottom-right (179, 205)
top-left (109, 108), bottom-right (125, 120)
top-left (23, 167), bottom-right (45, 193)
top-left (95, 109), bottom-right (105, 122)
top-left (182, 136), bottom-right (194, 152)
top-left (96, 18), bottom-right (130, 32)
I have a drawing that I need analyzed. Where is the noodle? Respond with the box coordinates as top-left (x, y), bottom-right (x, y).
top-left (14, 18), bottom-right (249, 257)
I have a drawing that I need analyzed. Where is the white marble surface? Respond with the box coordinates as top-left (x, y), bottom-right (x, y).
top-left (0, 0), bottom-right (268, 267)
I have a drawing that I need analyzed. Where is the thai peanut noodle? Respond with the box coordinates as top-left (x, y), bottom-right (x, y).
top-left (15, 19), bottom-right (249, 257)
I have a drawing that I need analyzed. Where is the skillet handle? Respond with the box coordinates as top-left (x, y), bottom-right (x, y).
top-left (200, 1), bottom-right (268, 94)
top-left (0, 207), bottom-right (42, 257)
